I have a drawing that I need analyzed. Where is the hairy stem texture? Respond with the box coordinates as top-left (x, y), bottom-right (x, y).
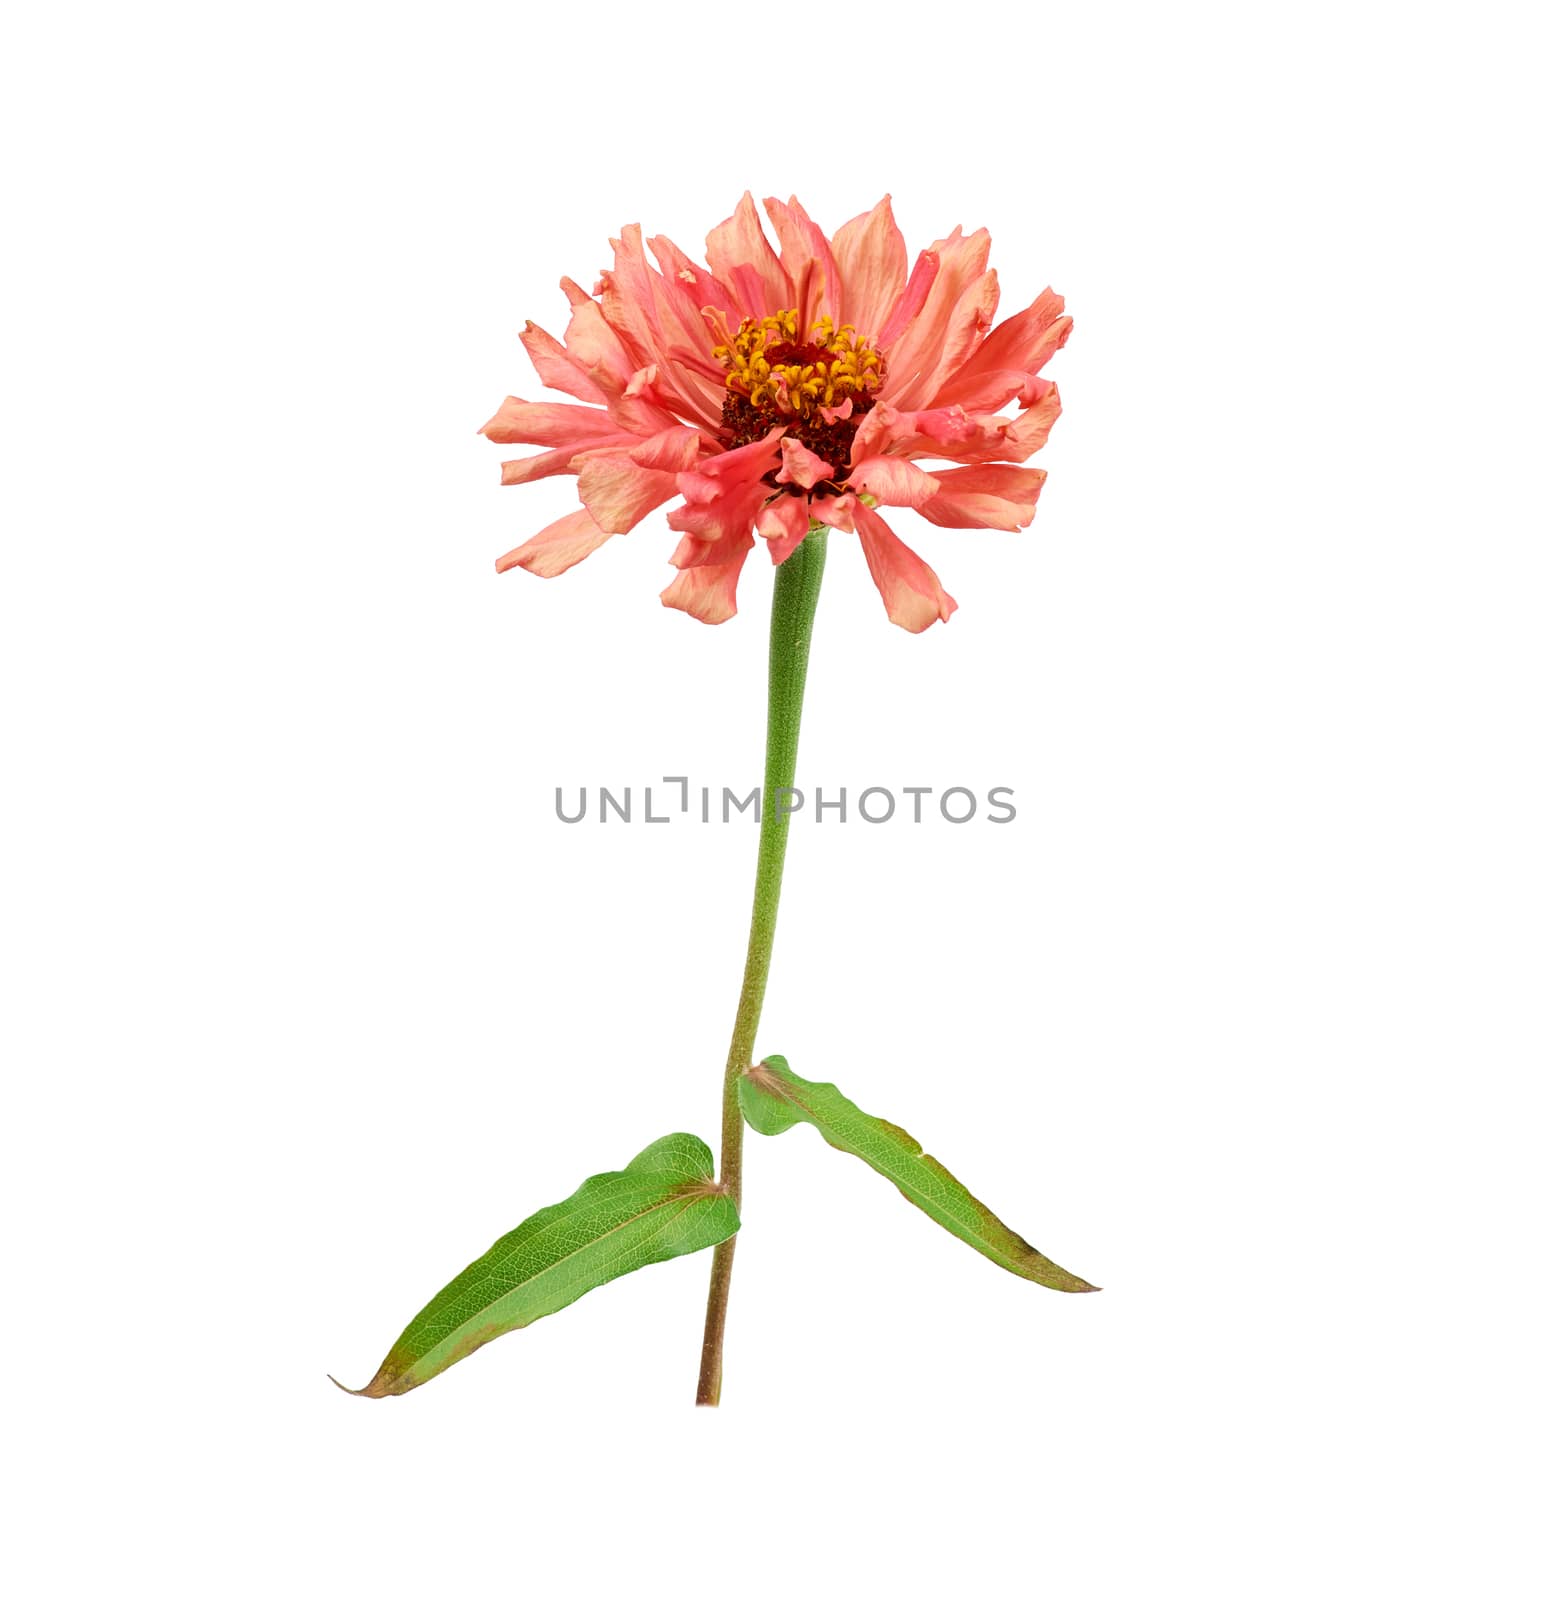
top-left (695, 522), bottom-right (829, 1406)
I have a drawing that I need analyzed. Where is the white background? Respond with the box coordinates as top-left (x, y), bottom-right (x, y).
top-left (4, 2), bottom-right (1559, 1595)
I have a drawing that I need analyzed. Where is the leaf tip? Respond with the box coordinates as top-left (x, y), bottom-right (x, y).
top-left (328, 1368), bottom-right (397, 1398)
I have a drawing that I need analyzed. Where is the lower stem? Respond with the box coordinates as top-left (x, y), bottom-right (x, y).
top-left (695, 522), bottom-right (829, 1406)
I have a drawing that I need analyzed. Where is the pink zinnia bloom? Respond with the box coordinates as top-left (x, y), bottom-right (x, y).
top-left (482, 195), bottom-right (1070, 632)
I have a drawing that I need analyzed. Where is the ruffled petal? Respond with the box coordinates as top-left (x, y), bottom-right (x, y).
top-left (560, 279), bottom-right (637, 397)
top-left (666, 476), bottom-right (770, 544)
top-left (495, 508), bottom-right (616, 579)
top-left (499, 443), bottom-right (625, 486)
top-left (917, 465), bottom-right (1046, 530)
top-left (573, 427), bottom-right (702, 536)
top-left (756, 493), bottom-right (811, 564)
top-left (852, 503), bottom-right (958, 633)
top-left (931, 288), bottom-right (1072, 411)
top-left (705, 192), bottom-right (791, 320)
top-left (596, 225), bottom-right (726, 430)
top-left (846, 455), bottom-right (939, 508)
top-left (777, 436), bottom-right (836, 492)
top-left (673, 426), bottom-right (785, 514)
top-left (829, 196), bottom-right (908, 343)
top-left (809, 490), bottom-right (861, 532)
top-left (628, 425), bottom-right (704, 472)
top-left (879, 229), bottom-right (994, 409)
top-left (763, 195), bottom-right (841, 327)
top-left (577, 457), bottom-right (680, 536)
top-left (985, 383), bottom-right (1062, 462)
top-left (479, 397), bottom-right (631, 448)
top-left (660, 557), bottom-right (748, 625)
top-left (876, 248), bottom-right (937, 351)
top-left (520, 321), bottom-right (603, 404)
top-left (850, 402), bottom-right (982, 463)
top-left (647, 233), bottom-right (744, 328)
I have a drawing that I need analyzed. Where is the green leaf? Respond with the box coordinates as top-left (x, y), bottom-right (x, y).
top-left (739, 1056), bottom-right (1097, 1294)
top-left (338, 1133), bottom-right (738, 1397)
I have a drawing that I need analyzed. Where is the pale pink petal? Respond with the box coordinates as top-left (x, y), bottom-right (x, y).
top-left (850, 403), bottom-right (979, 464)
top-left (809, 491), bottom-right (861, 532)
top-left (756, 493), bottom-right (811, 564)
top-left (479, 397), bottom-right (630, 448)
top-left (852, 503), bottom-right (958, 633)
top-left (931, 288), bottom-right (1072, 410)
top-left (628, 426), bottom-right (703, 473)
top-left (705, 193), bottom-right (790, 319)
top-left (605, 391), bottom-right (687, 439)
top-left (576, 455), bottom-right (681, 536)
top-left (846, 454), bottom-right (939, 508)
top-left (571, 427), bottom-right (701, 536)
top-left (777, 436), bottom-right (836, 492)
top-left (829, 196), bottom-right (908, 342)
top-left (920, 366), bottom-right (1054, 414)
top-left (876, 248), bottom-right (937, 352)
top-left (986, 383), bottom-right (1062, 461)
top-left (917, 465), bottom-right (1046, 531)
top-left (889, 267), bottom-right (999, 413)
top-left (666, 477), bottom-right (769, 544)
top-left (560, 279), bottom-right (636, 397)
top-left (601, 225), bottom-right (661, 365)
top-left (500, 448), bottom-right (585, 486)
top-left (674, 427), bottom-right (785, 510)
top-left (647, 234), bottom-right (743, 328)
top-left (763, 195), bottom-right (841, 326)
top-left (898, 386), bottom-right (1062, 466)
top-left (520, 321), bottom-right (603, 404)
top-left (596, 224), bottom-right (723, 427)
top-left (495, 508), bottom-right (615, 579)
top-left (879, 230), bottom-right (994, 409)
top-left (660, 558), bottom-right (748, 625)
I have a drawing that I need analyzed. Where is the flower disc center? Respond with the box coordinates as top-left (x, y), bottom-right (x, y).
top-left (711, 307), bottom-right (885, 484)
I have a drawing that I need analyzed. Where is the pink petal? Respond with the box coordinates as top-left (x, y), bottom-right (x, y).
top-left (662, 509), bottom-right (760, 623)
top-left (660, 558), bottom-right (748, 625)
top-left (559, 280), bottom-right (636, 398)
top-left (851, 403), bottom-right (979, 464)
top-left (931, 289), bottom-right (1072, 410)
top-left (479, 397), bottom-right (630, 448)
top-left (576, 455), bottom-right (681, 536)
top-left (917, 465), bottom-right (1046, 530)
top-left (628, 426), bottom-right (703, 473)
top-left (756, 493), bottom-right (811, 563)
top-left (763, 195), bottom-right (841, 326)
top-left (647, 233), bottom-right (743, 328)
top-left (809, 492), bottom-right (860, 532)
top-left (847, 454), bottom-right (939, 508)
top-left (520, 321), bottom-right (603, 404)
top-left (674, 427), bottom-right (785, 509)
top-left (500, 447), bottom-right (586, 486)
top-left (595, 224), bottom-right (726, 429)
top-left (667, 477), bottom-right (770, 544)
top-left (891, 266), bottom-right (1000, 413)
top-left (777, 436), bottom-right (836, 492)
top-left (876, 248), bottom-right (937, 352)
top-left (879, 229), bottom-right (994, 409)
top-left (829, 196), bottom-right (908, 343)
top-left (852, 503), bottom-right (958, 633)
top-left (495, 508), bottom-right (616, 579)
top-left (988, 383), bottom-right (1063, 461)
top-left (705, 193), bottom-right (790, 320)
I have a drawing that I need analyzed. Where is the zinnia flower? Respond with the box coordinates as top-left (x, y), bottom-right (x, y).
top-left (481, 195), bottom-right (1070, 632)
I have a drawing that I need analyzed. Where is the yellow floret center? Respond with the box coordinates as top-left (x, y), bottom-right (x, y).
top-left (712, 308), bottom-right (884, 421)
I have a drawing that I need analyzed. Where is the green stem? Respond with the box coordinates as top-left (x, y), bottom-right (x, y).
top-left (695, 521), bottom-right (829, 1407)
